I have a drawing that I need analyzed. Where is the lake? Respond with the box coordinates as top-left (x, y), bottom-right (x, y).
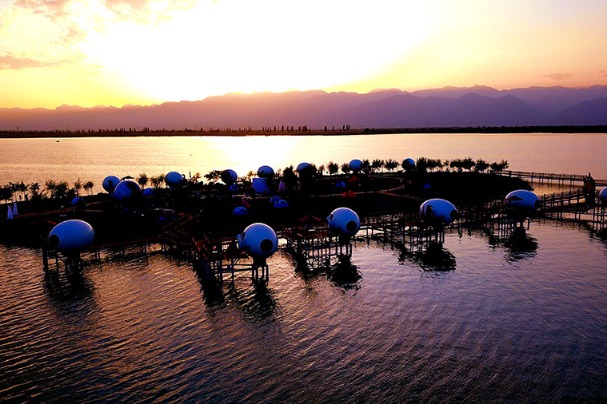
top-left (0, 132), bottom-right (606, 193)
top-left (1, 133), bottom-right (606, 402)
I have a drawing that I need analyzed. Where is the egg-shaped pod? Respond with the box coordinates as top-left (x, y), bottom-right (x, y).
top-left (327, 207), bottom-right (361, 237)
top-left (237, 223), bottom-right (278, 259)
top-left (402, 158), bottom-right (415, 171)
top-left (221, 169), bottom-right (238, 185)
top-left (599, 187), bottom-right (607, 206)
top-left (419, 198), bottom-right (458, 225)
top-left (112, 179), bottom-right (142, 201)
top-left (257, 165), bottom-right (275, 179)
top-left (349, 159), bottom-right (363, 172)
top-left (296, 162), bottom-right (315, 178)
top-left (102, 175), bottom-right (120, 193)
top-left (48, 219), bottom-right (95, 252)
top-left (165, 171), bottom-right (184, 187)
top-left (504, 189), bottom-right (540, 215)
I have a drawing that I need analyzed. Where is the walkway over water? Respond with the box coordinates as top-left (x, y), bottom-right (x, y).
top-left (493, 170), bottom-right (607, 187)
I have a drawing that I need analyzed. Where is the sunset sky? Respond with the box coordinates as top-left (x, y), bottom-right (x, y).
top-left (1, 0), bottom-right (606, 109)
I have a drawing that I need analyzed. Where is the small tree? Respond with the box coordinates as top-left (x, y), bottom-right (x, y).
top-left (150, 175), bottom-right (163, 189)
top-left (327, 162), bottom-right (339, 176)
top-left (475, 159), bottom-right (490, 173)
top-left (385, 159), bottom-right (399, 172)
top-left (73, 179), bottom-right (82, 196)
top-left (490, 160), bottom-right (510, 171)
top-left (426, 158), bottom-right (443, 172)
top-left (416, 157), bottom-right (429, 173)
top-left (29, 182), bottom-right (42, 199)
top-left (137, 173), bottom-right (149, 189)
top-left (54, 181), bottom-right (70, 199)
top-left (461, 157), bottom-right (476, 171)
top-left (204, 170), bottom-right (222, 183)
top-left (44, 180), bottom-right (57, 198)
top-left (190, 172), bottom-right (202, 184)
top-left (450, 159), bottom-right (464, 172)
top-left (371, 159), bottom-right (384, 173)
top-left (360, 159), bottom-right (372, 175)
top-left (83, 181), bottom-right (94, 195)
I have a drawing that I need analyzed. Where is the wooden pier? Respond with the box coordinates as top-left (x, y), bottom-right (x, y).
top-left (493, 170), bottom-right (607, 187)
top-left (193, 235), bottom-right (271, 283)
top-left (284, 227), bottom-right (354, 270)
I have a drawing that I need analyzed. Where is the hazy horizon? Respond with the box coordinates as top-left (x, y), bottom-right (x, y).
top-left (2, 84), bottom-right (607, 131)
top-left (1, 83), bottom-right (607, 112)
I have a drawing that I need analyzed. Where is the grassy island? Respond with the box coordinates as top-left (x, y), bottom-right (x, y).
top-left (0, 157), bottom-right (532, 249)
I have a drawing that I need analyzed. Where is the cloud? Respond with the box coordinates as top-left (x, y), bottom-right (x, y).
top-left (0, 53), bottom-right (58, 70)
top-left (13, 0), bottom-right (72, 18)
top-left (543, 72), bottom-right (571, 81)
top-left (11, 0), bottom-right (195, 25)
top-left (600, 70), bottom-right (607, 79)
top-left (101, 0), bottom-right (198, 23)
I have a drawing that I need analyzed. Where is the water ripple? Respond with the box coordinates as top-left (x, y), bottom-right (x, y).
top-left (2, 223), bottom-right (607, 401)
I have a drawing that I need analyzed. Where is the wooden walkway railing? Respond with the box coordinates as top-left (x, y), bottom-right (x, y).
top-left (493, 170), bottom-right (607, 187)
top-left (540, 188), bottom-right (589, 211)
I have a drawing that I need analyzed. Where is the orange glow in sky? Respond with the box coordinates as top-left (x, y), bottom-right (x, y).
top-left (1, 0), bottom-right (606, 109)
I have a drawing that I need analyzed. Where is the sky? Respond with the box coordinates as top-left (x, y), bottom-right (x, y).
top-left (1, 0), bottom-right (607, 109)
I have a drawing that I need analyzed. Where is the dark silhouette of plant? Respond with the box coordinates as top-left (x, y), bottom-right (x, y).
top-left (490, 160), bottom-right (510, 171)
top-left (0, 185), bottom-right (12, 203)
top-left (204, 170), bottom-right (222, 183)
top-left (327, 162), bottom-right (339, 176)
top-left (29, 182), bottom-right (42, 199)
top-left (73, 179), bottom-right (82, 196)
top-left (83, 181), bottom-right (94, 196)
top-left (461, 157), bottom-right (476, 171)
top-left (138, 173), bottom-right (149, 189)
top-left (385, 159), bottom-right (399, 172)
top-left (416, 157), bottom-right (429, 173)
top-left (371, 159), bottom-right (384, 173)
top-left (44, 180), bottom-right (56, 198)
top-left (475, 159), bottom-right (490, 172)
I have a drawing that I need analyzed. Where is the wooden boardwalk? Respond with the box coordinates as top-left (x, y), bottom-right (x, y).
top-left (493, 170), bottom-right (607, 187)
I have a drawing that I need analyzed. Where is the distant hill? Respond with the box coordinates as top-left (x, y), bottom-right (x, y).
top-left (1, 85), bottom-right (606, 131)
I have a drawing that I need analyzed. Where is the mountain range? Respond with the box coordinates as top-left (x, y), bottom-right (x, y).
top-left (1, 85), bottom-right (607, 131)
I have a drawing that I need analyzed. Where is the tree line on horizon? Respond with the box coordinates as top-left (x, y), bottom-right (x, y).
top-left (2, 125), bottom-right (607, 138)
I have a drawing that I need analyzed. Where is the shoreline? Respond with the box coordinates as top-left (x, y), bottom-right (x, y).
top-left (1, 125), bottom-right (607, 139)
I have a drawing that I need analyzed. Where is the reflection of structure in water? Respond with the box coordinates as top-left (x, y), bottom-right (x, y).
top-left (504, 226), bottom-right (538, 262)
top-left (327, 254), bottom-right (361, 288)
top-left (43, 267), bottom-right (94, 304)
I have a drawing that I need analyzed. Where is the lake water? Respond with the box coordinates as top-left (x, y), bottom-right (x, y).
top-left (0, 133), bottom-right (606, 193)
top-left (1, 133), bottom-right (607, 402)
